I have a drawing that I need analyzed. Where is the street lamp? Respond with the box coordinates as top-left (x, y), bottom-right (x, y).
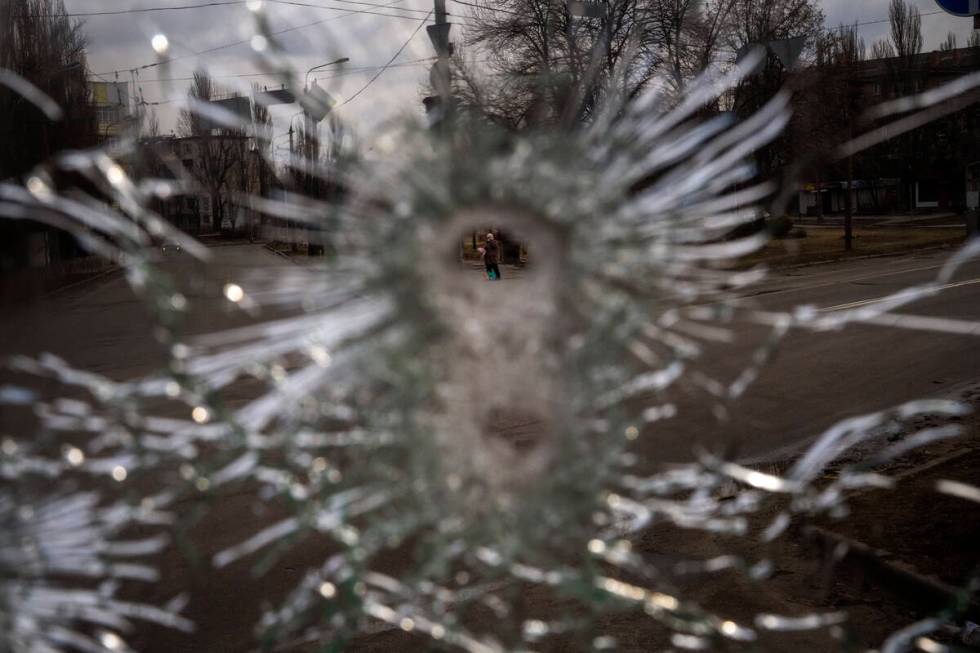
top-left (296, 57), bottom-right (347, 257)
top-left (305, 57), bottom-right (350, 88)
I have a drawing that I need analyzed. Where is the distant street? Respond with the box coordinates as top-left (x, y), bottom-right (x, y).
top-left (2, 243), bottom-right (979, 466)
top-left (0, 243), bottom-right (292, 380)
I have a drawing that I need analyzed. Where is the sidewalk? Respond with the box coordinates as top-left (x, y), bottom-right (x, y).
top-left (0, 255), bottom-right (119, 306)
top-left (795, 212), bottom-right (965, 228)
top-left (776, 382), bottom-right (980, 647)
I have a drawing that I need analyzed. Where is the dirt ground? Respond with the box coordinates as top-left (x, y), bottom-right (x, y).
top-left (738, 227), bottom-right (967, 268)
top-left (318, 384), bottom-right (980, 653)
top-left (684, 380), bottom-right (980, 652)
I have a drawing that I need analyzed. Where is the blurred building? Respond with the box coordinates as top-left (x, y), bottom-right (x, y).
top-left (90, 81), bottom-right (133, 142)
top-left (796, 46), bottom-right (980, 216)
top-left (137, 134), bottom-right (263, 236)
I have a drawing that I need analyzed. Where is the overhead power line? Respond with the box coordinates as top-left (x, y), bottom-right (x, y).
top-left (842, 9), bottom-right (945, 29)
top-left (37, 0), bottom-right (437, 18)
top-left (338, 10), bottom-right (432, 107)
top-left (272, 0), bottom-right (433, 15)
top-left (55, 1), bottom-right (241, 17)
top-left (86, 2), bottom-right (954, 80)
top-left (93, 0), bottom-right (411, 76)
top-left (714, 8), bottom-right (952, 54)
top-left (449, 1), bottom-right (947, 25)
top-left (449, 0), bottom-right (518, 16)
top-left (110, 57), bottom-right (436, 84)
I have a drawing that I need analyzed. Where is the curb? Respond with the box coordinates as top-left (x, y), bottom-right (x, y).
top-left (44, 265), bottom-right (123, 299)
top-left (204, 239), bottom-right (260, 248)
top-left (737, 378), bottom-right (980, 468)
top-left (262, 243), bottom-right (298, 264)
top-left (802, 524), bottom-right (980, 619)
top-left (767, 242), bottom-right (963, 272)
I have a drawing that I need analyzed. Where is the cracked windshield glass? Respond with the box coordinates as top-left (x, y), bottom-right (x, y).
top-left (1, 0), bottom-right (980, 651)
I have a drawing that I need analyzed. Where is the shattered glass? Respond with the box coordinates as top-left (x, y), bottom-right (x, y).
top-left (2, 4), bottom-right (980, 653)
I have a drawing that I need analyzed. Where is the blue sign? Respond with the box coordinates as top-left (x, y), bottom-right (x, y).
top-left (934, 0), bottom-right (980, 16)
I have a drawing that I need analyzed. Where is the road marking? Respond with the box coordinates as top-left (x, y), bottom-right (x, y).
top-left (818, 277), bottom-right (980, 312)
top-left (863, 312), bottom-right (980, 336)
top-left (739, 262), bottom-right (948, 301)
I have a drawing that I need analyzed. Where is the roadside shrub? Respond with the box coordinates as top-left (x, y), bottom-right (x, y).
top-left (767, 215), bottom-right (794, 239)
top-left (727, 215), bottom-right (766, 240)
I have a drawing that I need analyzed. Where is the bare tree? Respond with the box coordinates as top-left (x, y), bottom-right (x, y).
top-left (726, 0), bottom-right (825, 178)
top-left (0, 0), bottom-right (97, 270)
top-left (871, 38), bottom-right (896, 59)
top-left (823, 24), bottom-right (864, 250)
top-left (886, 0), bottom-right (923, 213)
top-left (651, 0), bottom-right (737, 98)
top-left (457, 0), bottom-right (663, 129)
top-left (726, 0), bottom-right (826, 106)
top-left (0, 0), bottom-right (95, 180)
top-left (247, 87), bottom-right (272, 241)
top-left (178, 72), bottom-right (241, 232)
top-left (229, 130), bottom-right (251, 234)
top-left (795, 22), bottom-right (865, 231)
top-left (251, 87), bottom-right (272, 157)
top-left (250, 88), bottom-right (272, 186)
top-left (450, 47), bottom-right (542, 129)
top-left (140, 107), bottom-right (161, 139)
top-left (888, 0), bottom-right (922, 60)
top-left (939, 32), bottom-right (957, 52)
top-left (819, 22), bottom-right (865, 65)
top-left (726, 0), bottom-right (823, 50)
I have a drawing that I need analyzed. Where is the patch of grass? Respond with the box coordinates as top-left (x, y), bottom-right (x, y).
top-left (732, 226), bottom-right (967, 268)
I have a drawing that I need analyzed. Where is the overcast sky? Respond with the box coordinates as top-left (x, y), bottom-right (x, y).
top-left (68, 0), bottom-right (979, 147)
top-left (821, 0), bottom-right (976, 50)
top-left (69, 0), bottom-right (451, 153)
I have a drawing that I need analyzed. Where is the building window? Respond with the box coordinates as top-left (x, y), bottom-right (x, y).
top-left (95, 105), bottom-right (122, 127)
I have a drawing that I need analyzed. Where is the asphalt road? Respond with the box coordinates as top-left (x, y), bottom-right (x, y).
top-left (2, 243), bottom-right (979, 465)
top-left (0, 244), bottom-right (293, 379)
top-left (3, 243), bottom-right (980, 652)
top-left (659, 249), bottom-right (980, 463)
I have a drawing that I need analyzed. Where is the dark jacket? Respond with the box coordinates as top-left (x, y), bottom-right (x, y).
top-left (484, 239), bottom-right (500, 264)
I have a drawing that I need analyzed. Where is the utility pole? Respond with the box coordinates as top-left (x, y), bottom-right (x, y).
top-left (845, 146), bottom-right (854, 251)
top-left (288, 122), bottom-right (295, 250)
top-left (299, 57), bottom-right (348, 255)
top-left (304, 104), bottom-right (320, 255)
top-left (425, 0), bottom-right (453, 125)
top-left (260, 76), bottom-right (346, 251)
top-left (844, 60), bottom-right (855, 251)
